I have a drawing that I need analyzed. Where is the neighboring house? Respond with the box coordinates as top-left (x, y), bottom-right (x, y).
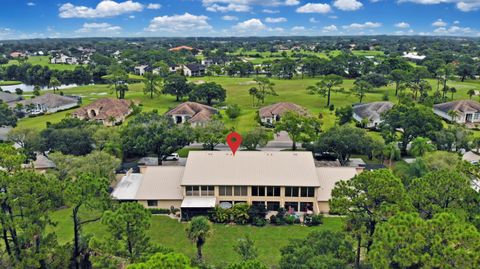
top-left (112, 151), bottom-right (360, 219)
top-left (165, 102), bottom-right (218, 127)
top-left (402, 51), bottom-right (426, 61)
top-left (9, 52), bottom-right (25, 58)
top-left (182, 64), bottom-right (205, 77)
top-left (352, 101), bottom-right (393, 128)
top-left (13, 93), bottom-right (79, 116)
top-left (22, 153), bottom-right (56, 173)
top-left (169, 46), bottom-right (193, 52)
top-left (259, 102), bottom-right (309, 125)
top-left (50, 54), bottom-right (78, 64)
top-left (72, 98), bottom-right (133, 126)
top-left (0, 127), bottom-right (12, 141)
top-left (134, 65), bottom-right (151, 76)
top-left (463, 151), bottom-right (480, 164)
top-left (433, 100), bottom-right (480, 124)
top-left (167, 64), bottom-right (181, 73)
top-left (0, 91), bottom-right (22, 104)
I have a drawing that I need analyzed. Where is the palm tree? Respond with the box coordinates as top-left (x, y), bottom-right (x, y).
top-left (49, 76), bottom-right (60, 94)
top-left (449, 87), bottom-right (457, 100)
top-left (467, 89), bottom-right (476, 99)
top-left (186, 216), bottom-right (212, 261)
top-left (447, 109), bottom-right (459, 123)
top-left (473, 137), bottom-right (480, 153)
top-left (410, 137), bottom-right (436, 157)
top-left (143, 72), bottom-right (162, 99)
top-left (382, 142), bottom-right (400, 167)
top-left (248, 87), bottom-right (259, 107)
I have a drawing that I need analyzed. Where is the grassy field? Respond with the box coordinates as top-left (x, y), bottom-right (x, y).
top-left (0, 80), bottom-right (22, 86)
top-left (49, 208), bottom-right (343, 268)
top-left (230, 49), bottom-right (384, 64)
top-left (4, 56), bottom-right (80, 71)
top-left (15, 76), bottom-right (480, 133)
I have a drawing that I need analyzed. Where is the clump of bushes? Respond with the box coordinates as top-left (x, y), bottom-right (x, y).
top-left (210, 203), bottom-right (268, 225)
top-left (225, 104), bottom-right (241, 119)
top-left (148, 208), bottom-right (171, 214)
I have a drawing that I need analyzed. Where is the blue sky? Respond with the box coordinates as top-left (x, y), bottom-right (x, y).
top-left (0, 0), bottom-right (479, 39)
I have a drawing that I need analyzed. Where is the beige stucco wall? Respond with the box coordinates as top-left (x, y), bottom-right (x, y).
top-left (138, 200), bottom-right (182, 209)
top-left (317, 201), bottom-right (330, 214)
top-left (182, 186), bottom-right (320, 213)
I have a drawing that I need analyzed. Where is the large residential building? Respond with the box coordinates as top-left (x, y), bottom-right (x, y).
top-left (113, 151), bottom-right (360, 219)
top-left (12, 93), bottom-right (79, 116)
top-left (181, 64), bottom-right (205, 77)
top-left (165, 102), bottom-right (218, 127)
top-left (352, 101), bottom-right (393, 128)
top-left (433, 100), bottom-right (480, 124)
top-left (72, 98), bottom-right (133, 126)
top-left (50, 54), bottom-right (78, 65)
top-left (259, 102), bottom-right (309, 125)
top-left (0, 91), bottom-right (22, 104)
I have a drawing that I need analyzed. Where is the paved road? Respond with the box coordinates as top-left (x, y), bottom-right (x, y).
top-left (188, 131), bottom-right (302, 152)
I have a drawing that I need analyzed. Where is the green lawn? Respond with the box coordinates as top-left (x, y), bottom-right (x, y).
top-left (15, 76), bottom-right (480, 133)
top-left (4, 56), bottom-right (81, 71)
top-left (0, 80), bottom-right (22, 86)
top-left (49, 208), bottom-right (343, 268)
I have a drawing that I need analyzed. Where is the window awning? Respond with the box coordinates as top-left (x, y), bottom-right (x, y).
top-left (181, 197), bottom-right (216, 208)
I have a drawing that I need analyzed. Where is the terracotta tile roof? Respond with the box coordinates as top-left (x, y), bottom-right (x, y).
top-left (259, 102), bottom-right (309, 118)
top-left (434, 100), bottom-right (480, 113)
top-left (72, 98), bottom-right (132, 121)
top-left (169, 46), bottom-right (193, 51)
top-left (166, 102), bottom-right (218, 123)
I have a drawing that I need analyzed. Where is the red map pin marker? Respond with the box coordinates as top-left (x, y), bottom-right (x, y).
top-left (226, 132), bottom-right (242, 156)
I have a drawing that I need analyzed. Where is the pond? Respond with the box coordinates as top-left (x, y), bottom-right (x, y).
top-left (0, 83), bottom-right (80, 92)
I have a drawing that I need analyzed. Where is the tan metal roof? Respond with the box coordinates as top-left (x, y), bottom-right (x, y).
top-left (135, 166), bottom-right (184, 200)
top-left (316, 167), bottom-right (358, 201)
top-left (181, 151), bottom-right (320, 187)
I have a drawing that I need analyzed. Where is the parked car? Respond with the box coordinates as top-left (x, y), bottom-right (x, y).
top-left (163, 153), bottom-right (179, 161)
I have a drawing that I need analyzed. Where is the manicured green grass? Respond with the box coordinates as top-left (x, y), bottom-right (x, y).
top-left (15, 76), bottom-right (480, 133)
top-left (4, 56), bottom-right (80, 71)
top-left (49, 208), bottom-right (343, 268)
top-left (0, 80), bottom-right (22, 86)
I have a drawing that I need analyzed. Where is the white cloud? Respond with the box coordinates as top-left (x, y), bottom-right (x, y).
top-left (76, 22), bottom-right (122, 34)
top-left (147, 3), bottom-right (161, 10)
top-left (222, 15), bottom-right (238, 20)
top-left (291, 26), bottom-right (306, 31)
top-left (343, 21), bottom-right (381, 30)
top-left (129, 15), bottom-right (135, 19)
top-left (395, 22), bottom-right (410, 28)
top-left (398, 0), bottom-right (480, 12)
top-left (233, 18), bottom-right (267, 32)
top-left (296, 3), bottom-right (332, 13)
top-left (265, 17), bottom-right (287, 23)
top-left (322, 24), bottom-right (338, 32)
top-left (333, 0), bottom-right (363, 11)
top-left (432, 19), bottom-right (447, 27)
top-left (433, 25), bottom-right (473, 35)
top-left (202, 0), bottom-right (301, 12)
top-left (262, 9), bottom-right (280, 13)
top-left (309, 17), bottom-right (319, 23)
top-left (27, 2), bottom-right (35, 6)
top-left (59, 1), bottom-right (144, 18)
top-left (285, 0), bottom-right (300, 5)
top-left (145, 13), bottom-right (212, 32)
top-left (206, 3), bottom-right (250, 12)
top-left (454, 20), bottom-right (460, 24)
